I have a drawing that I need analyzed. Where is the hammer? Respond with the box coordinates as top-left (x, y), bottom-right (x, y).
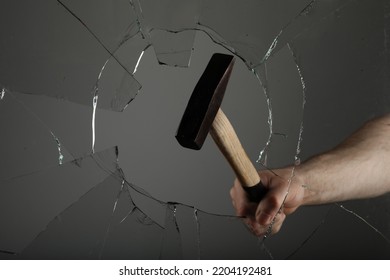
top-left (176, 53), bottom-right (267, 202)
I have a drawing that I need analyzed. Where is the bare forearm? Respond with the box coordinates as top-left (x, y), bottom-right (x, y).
top-left (297, 114), bottom-right (390, 205)
top-left (230, 114), bottom-right (390, 236)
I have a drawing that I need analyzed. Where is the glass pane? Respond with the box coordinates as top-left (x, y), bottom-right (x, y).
top-left (1, 0), bottom-right (389, 259)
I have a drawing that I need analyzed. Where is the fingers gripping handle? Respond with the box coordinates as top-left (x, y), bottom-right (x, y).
top-left (210, 109), bottom-right (267, 202)
top-left (242, 184), bottom-right (268, 202)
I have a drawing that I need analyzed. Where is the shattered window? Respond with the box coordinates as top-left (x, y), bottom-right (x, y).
top-left (1, 0), bottom-right (389, 259)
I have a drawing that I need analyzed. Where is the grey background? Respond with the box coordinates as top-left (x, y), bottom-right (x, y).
top-left (0, 0), bottom-right (389, 259)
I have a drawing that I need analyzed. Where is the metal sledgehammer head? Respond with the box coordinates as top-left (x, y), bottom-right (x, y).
top-left (176, 53), bottom-right (267, 202)
top-left (175, 53), bottom-right (234, 150)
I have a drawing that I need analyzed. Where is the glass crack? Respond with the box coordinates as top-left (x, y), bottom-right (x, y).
top-left (337, 203), bottom-right (390, 244)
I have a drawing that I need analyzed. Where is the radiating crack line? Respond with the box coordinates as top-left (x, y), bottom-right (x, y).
top-left (0, 88), bottom-right (5, 99)
top-left (91, 94), bottom-right (98, 154)
top-left (193, 208), bottom-right (201, 260)
top-left (261, 44), bottom-right (307, 240)
top-left (56, 0), bottom-right (136, 79)
top-left (98, 179), bottom-right (126, 259)
top-left (19, 165), bottom-right (124, 256)
top-left (91, 59), bottom-right (110, 153)
top-left (50, 132), bottom-right (64, 165)
top-left (258, 240), bottom-right (274, 260)
top-left (255, 0), bottom-right (357, 67)
top-left (337, 203), bottom-right (390, 244)
top-left (172, 205), bottom-right (181, 234)
top-left (253, 64), bottom-right (273, 165)
top-left (256, 0), bottom-right (316, 67)
top-left (133, 51), bottom-right (145, 74)
top-left (286, 206), bottom-right (334, 259)
top-left (0, 249), bottom-right (17, 255)
top-left (119, 207), bottom-right (137, 224)
top-left (158, 204), bottom-right (182, 260)
top-left (262, 167), bottom-right (296, 239)
top-left (7, 91), bottom-right (72, 165)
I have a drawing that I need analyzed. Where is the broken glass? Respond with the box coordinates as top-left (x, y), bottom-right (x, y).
top-left (0, 0), bottom-right (389, 259)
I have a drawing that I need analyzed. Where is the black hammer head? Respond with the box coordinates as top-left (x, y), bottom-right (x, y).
top-left (175, 53), bottom-right (235, 150)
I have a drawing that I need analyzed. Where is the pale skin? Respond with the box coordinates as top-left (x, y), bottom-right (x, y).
top-left (230, 114), bottom-right (390, 236)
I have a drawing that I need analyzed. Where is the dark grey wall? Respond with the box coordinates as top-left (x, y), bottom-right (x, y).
top-left (0, 0), bottom-right (389, 259)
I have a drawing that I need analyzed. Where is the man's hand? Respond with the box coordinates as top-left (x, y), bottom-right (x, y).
top-left (230, 168), bottom-right (305, 236)
top-left (231, 114), bottom-right (390, 237)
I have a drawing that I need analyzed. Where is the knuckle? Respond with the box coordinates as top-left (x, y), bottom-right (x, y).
top-left (255, 211), bottom-right (272, 225)
top-left (267, 195), bottom-right (281, 209)
top-left (236, 205), bottom-right (249, 216)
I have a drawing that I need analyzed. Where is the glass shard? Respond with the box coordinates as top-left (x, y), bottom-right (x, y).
top-left (0, 147), bottom-right (119, 254)
top-left (0, 0), bottom-right (142, 111)
top-left (135, 0), bottom-right (200, 66)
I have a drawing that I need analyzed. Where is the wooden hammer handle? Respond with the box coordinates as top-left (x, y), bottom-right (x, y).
top-left (210, 109), bottom-right (267, 202)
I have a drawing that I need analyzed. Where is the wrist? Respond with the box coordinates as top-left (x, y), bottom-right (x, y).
top-left (291, 164), bottom-right (313, 206)
top-left (293, 155), bottom-right (328, 206)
